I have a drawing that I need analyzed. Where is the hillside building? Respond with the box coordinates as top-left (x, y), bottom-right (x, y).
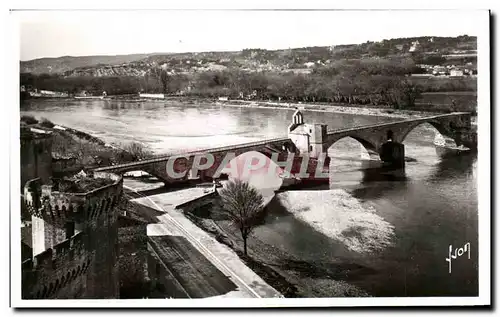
top-left (409, 40), bottom-right (420, 52)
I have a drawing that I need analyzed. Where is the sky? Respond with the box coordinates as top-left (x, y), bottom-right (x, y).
top-left (16, 10), bottom-right (488, 61)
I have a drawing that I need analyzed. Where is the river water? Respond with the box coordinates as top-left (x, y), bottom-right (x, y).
top-left (20, 99), bottom-right (478, 297)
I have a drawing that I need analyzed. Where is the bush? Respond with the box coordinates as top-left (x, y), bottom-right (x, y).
top-left (56, 174), bottom-right (114, 193)
top-left (20, 115), bottom-right (38, 125)
top-left (122, 142), bottom-right (153, 161)
top-left (39, 117), bottom-right (55, 128)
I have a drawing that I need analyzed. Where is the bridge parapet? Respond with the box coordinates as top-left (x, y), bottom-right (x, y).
top-left (92, 138), bottom-right (293, 182)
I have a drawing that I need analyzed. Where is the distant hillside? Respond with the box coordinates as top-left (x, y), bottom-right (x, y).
top-left (20, 53), bottom-right (168, 74)
top-left (20, 35), bottom-right (477, 77)
top-left (20, 35), bottom-right (477, 113)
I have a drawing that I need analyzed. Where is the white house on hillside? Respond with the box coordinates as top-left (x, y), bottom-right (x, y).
top-left (450, 69), bottom-right (464, 77)
top-left (409, 40), bottom-right (420, 52)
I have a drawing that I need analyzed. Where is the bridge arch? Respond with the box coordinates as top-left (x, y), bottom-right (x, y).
top-left (399, 120), bottom-right (456, 145)
top-left (326, 135), bottom-right (379, 160)
top-left (119, 160), bottom-right (192, 185)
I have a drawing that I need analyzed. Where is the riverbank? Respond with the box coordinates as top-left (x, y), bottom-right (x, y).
top-left (215, 99), bottom-right (435, 120)
top-left (182, 187), bottom-right (397, 298)
top-left (162, 97), bottom-right (440, 120)
top-left (129, 185), bottom-right (283, 298)
top-left (180, 97), bottom-right (476, 125)
top-left (22, 95), bottom-right (466, 121)
top-left (21, 115), bottom-right (150, 175)
top-left (184, 211), bottom-right (301, 297)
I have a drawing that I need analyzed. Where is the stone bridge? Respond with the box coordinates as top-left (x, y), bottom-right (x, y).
top-left (94, 137), bottom-right (294, 184)
top-left (301, 112), bottom-right (474, 159)
top-left (93, 111), bottom-right (475, 184)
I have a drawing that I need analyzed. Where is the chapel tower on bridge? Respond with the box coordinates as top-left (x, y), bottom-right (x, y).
top-left (288, 110), bottom-right (329, 159)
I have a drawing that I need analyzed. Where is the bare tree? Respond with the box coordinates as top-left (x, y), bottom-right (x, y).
top-left (122, 142), bottom-right (153, 161)
top-left (218, 179), bottom-right (264, 256)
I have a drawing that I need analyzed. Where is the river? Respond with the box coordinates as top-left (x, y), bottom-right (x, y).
top-left (20, 98), bottom-right (478, 297)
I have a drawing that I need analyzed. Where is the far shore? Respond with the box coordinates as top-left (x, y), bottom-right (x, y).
top-left (215, 99), bottom-right (478, 125)
top-left (22, 95), bottom-right (478, 126)
top-left (214, 99), bottom-right (434, 120)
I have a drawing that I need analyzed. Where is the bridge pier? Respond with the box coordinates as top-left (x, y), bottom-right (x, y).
top-left (455, 129), bottom-right (478, 150)
top-left (379, 141), bottom-right (405, 168)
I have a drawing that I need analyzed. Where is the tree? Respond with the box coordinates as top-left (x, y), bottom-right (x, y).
top-left (400, 80), bottom-right (422, 109)
top-left (122, 142), bottom-right (153, 161)
top-left (218, 179), bottom-right (265, 256)
top-left (160, 69), bottom-right (169, 94)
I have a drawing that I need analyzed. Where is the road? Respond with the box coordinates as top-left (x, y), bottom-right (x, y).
top-left (148, 235), bottom-right (238, 298)
top-left (123, 179), bottom-right (282, 299)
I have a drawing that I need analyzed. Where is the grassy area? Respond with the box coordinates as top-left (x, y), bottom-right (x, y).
top-left (51, 129), bottom-right (125, 169)
top-left (20, 115), bottom-right (38, 125)
top-left (39, 117), bottom-right (55, 128)
top-left (54, 174), bottom-right (115, 193)
top-left (417, 91), bottom-right (476, 104)
top-left (21, 116), bottom-right (154, 188)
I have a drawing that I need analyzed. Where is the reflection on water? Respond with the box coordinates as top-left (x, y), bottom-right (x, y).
top-left (431, 152), bottom-right (476, 180)
top-left (20, 99), bottom-right (478, 297)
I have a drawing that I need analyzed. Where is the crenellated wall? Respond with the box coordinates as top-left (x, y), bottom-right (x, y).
top-left (24, 173), bottom-right (123, 228)
top-left (22, 171), bottom-right (123, 299)
top-left (21, 231), bottom-right (94, 299)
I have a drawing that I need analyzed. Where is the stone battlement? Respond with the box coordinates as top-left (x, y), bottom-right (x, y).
top-left (21, 231), bottom-right (94, 299)
top-left (22, 231), bottom-right (86, 271)
top-left (23, 172), bottom-right (123, 227)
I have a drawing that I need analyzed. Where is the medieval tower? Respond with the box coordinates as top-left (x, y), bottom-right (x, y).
top-left (20, 126), bottom-right (123, 299)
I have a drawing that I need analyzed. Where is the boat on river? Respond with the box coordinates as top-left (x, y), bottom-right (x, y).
top-left (74, 90), bottom-right (107, 100)
top-left (74, 95), bottom-right (105, 100)
top-left (434, 134), bottom-right (471, 157)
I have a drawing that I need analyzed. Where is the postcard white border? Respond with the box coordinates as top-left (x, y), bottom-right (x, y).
top-left (7, 5), bottom-right (491, 309)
